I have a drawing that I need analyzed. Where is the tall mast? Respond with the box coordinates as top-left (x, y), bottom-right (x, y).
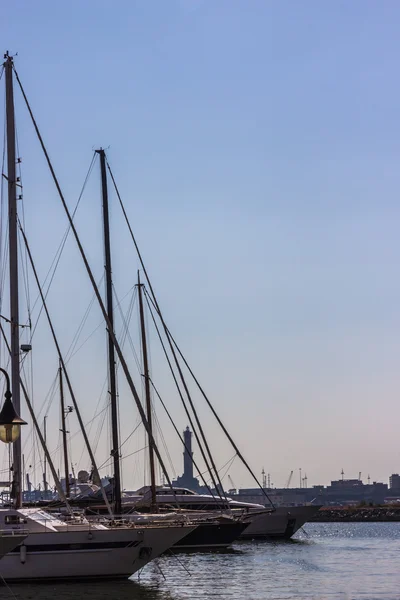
top-left (59, 362), bottom-right (70, 498)
top-left (97, 148), bottom-right (121, 515)
top-left (137, 272), bottom-right (157, 510)
top-left (4, 53), bottom-right (22, 508)
top-left (43, 416), bottom-right (47, 492)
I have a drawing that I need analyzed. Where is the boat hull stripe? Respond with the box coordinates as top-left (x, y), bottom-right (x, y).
top-left (8, 541), bottom-right (140, 553)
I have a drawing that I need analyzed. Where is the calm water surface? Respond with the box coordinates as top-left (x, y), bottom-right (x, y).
top-left (4, 523), bottom-right (400, 600)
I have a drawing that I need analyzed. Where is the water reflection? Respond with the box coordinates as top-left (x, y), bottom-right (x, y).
top-left (2, 524), bottom-right (400, 600)
top-left (4, 578), bottom-right (177, 600)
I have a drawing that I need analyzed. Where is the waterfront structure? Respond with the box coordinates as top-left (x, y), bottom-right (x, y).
top-left (172, 426), bottom-right (393, 506)
top-left (172, 427), bottom-right (200, 491)
top-left (234, 480), bottom-right (389, 507)
top-left (389, 474), bottom-right (400, 489)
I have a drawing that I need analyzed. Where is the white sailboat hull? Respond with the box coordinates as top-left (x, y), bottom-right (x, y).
top-left (0, 525), bottom-right (193, 581)
top-left (0, 532), bottom-right (27, 559)
top-left (240, 505), bottom-right (321, 539)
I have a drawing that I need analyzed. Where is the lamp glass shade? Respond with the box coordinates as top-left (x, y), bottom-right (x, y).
top-left (0, 423), bottom-right (20, 444)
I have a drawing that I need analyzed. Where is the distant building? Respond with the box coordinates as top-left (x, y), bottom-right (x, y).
top-left (229, 480), bottom-right (388, 507)
top-left (172, 427), bottom-right (200, 491)
top-left (171, 427), bottom-right (391, 506)
top-left (389, 474), bottom-right (400, 489)
top-left (321, 479), bottom-right (388, 505)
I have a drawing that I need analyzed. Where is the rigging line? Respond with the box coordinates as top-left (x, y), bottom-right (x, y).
top-left (0, 238), bottom-right (8, 325)
top-left (148, 376), bottom-right (219, 501)
top-left (41, 373), bottom-right (60, 423)
top-left (119, 420), bottom-right (142, 451)
top-left (92, 400), bottom-right (109, 457)
top-left (20, 365), bottom-right (58, 427)
top-left (68, 282), bottom-right (136, 364)
top-left (0, 117), bottom-right (8, 373)
top-left (26, 152), bottom-right (97, 335)
top-left (198, 453), bottom-right (237, 482)
top-left (0, 322), bottom-right (71, 510)
top-left (52, 402), bottom-right (110, 458)
top-left (0, 313), bottom-right (28, 327)
top-left (153, 407), bottom-right (176, 479)
top-left (78, 286), bottom-right (137, 468)
top-left (107, 159), bottom-right (226, 501)
top-left (90, 289), bottom-right (136, 468)
top-left (143, 289), bottom-right (222, 498)
top-left (219, 454), bottom-right (237, 483)
top-left (28, 329), bottom-right (35, 477)
top-left (0, 96), bottom-right (6, 315)
top-left (14, 70), bottom-right (179, 508)
top-left (64, 287), bottom-right (99, 362)
top-left (112, 286), bottom-right (136, 480)
top-left (18, 227), bottom-right (33, 339)
top-left (76, 380), bottom-right (108, 466)
top-left (114, 284), bottom-right (136, 352)
top-left (106, 157), bottom-right (272, 508)
top-left (145, 291), bottom-right (275, 510)
top-left (143, 288), bottom-right (225, 503)
top-left (78, 285), bottom-right (139, 467)
top-left (114, 285), bottom-right (141, 375)
top-left (17, 224), bottom-right (113, 517)
top-left (146, 285), bottom-right (228, 501)
top-left (38, 151), bottom-right (97, 293)
top-left (0, 466), bottom-right (14, 474)
top-left (115, 287), bottom-right (142, 376)
top-left (98, 445), bottom-right (149, 471)
top-left (15, 121), bottom-right (32, 334)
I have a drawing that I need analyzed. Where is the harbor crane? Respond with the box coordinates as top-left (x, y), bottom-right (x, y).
top-left (262, 468), bottom-right (267, 489)
top-left (286, 470), bottom-right (293, 488)
top-left (228, 474), bottom-right (237, 491)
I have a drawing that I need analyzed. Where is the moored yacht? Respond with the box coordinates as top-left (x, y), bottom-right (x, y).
top-left (0, 506), bottom-right (195, 580)
top-left (0, 527), bottom-right (27, 560)
top-left (0, 53), bottom-right (198, 581)
top-left (121, 486), bottom-right (320, 540)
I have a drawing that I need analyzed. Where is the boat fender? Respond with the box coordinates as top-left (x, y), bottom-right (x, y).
top-left (20, 544), bottom-right (27, 564)
top-left (88, 532), bottom-right (93, 540)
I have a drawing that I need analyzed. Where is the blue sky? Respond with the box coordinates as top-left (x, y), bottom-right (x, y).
top-left (0, 1), bottom-right (400, 490)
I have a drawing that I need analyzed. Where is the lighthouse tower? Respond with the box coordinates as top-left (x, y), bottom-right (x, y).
top-left (183, 426), bottom-right (194, 480)
top-left (172, 425), bottom-right (200, 491)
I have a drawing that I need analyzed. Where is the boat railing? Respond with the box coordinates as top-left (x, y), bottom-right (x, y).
top-left (0, 528), bottom-right (29, 537)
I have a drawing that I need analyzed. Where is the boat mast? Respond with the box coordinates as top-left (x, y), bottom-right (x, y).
top-left (137, 272), bottom-right (157, 510)
top-left (97, 148), bottom-right (122, 515)
top-left (4, 53), bottom-right (22, 508)
top-left (43, 416), bottom-right (47, 491)
top-left (59, 361), bottom-right (70, 498)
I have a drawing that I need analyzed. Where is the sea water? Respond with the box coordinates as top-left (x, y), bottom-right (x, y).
top-left (5, 522), bottom-right (400, 600)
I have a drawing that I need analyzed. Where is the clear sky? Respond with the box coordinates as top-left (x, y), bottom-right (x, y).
top-left (0, 0), bottom-right (400, 491)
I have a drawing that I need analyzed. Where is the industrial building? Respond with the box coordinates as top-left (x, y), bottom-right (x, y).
top-left (172, 427), bottom-right (396, 506)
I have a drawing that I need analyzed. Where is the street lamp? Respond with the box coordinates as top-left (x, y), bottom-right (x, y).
top-left (0, 367), bottom-right (27, 443)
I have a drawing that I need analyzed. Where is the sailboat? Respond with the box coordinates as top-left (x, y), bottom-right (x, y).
top-left (0, 52), bottom-right (197, 581)
top-left (42, 145), bottom-right (268, 550)
top-left (0, 529), bottom-right (27, 561)
top-left (66, 149), bottom-right (249, 551)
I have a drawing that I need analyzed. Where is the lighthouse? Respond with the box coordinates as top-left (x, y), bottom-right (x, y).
top-left (183, 426), bottom-right (194, 480)
top-left (172, 425), bottom-right (200, 491)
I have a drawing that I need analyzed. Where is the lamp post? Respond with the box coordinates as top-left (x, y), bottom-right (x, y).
top-left (0, 367), bottom-right (27, 443)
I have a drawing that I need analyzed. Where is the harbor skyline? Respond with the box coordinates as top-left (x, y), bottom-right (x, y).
top-left (0, 1), bottom-right (399, 492)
